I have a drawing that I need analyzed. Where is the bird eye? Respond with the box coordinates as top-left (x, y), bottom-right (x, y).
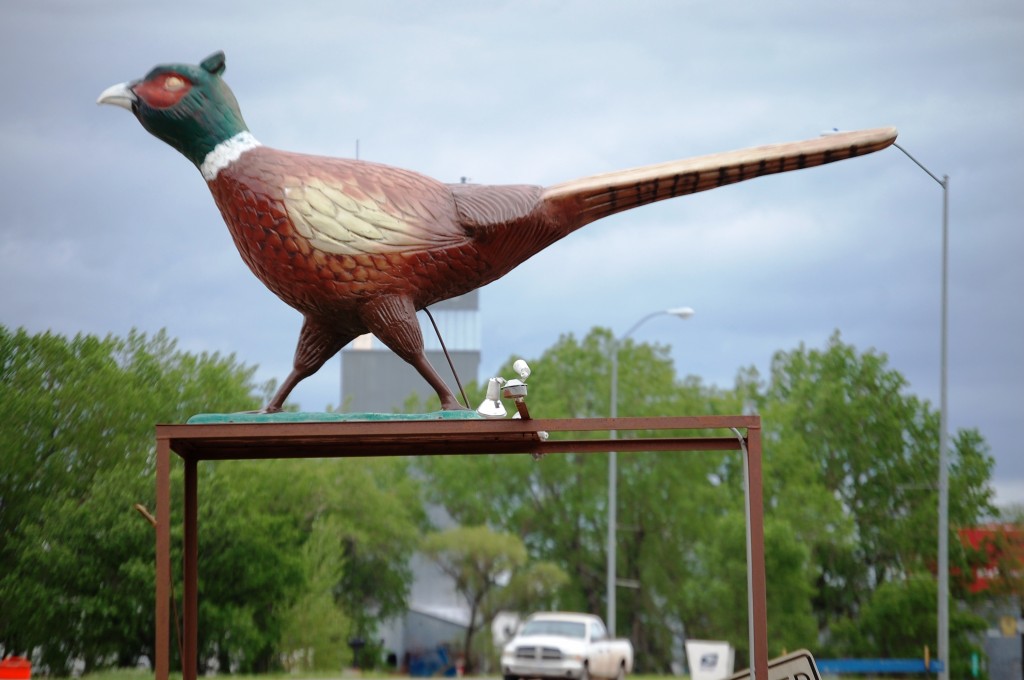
top-left (135, 73), bottom-right (191, 108)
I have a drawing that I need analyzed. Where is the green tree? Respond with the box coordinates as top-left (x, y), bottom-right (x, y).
top-left (481, 561), bottom-right (569, 670)
top-left (278, 515), bottom-right (351, 672)
top-left (681, 511), bottom-right (816, 661)
top-left (196, 460), bottom-right (307, 673)
top-left (0, 326), bottom-right (425, 675)
top-left (199, 456), bottom-right (423, 673)
top-left (321, 456), bottom-right (425, 667)
top-left (829, 572), bottom-right (987, 678)
top-left (421, 526), bottom-right (538, 672)
top-left (421, 327), bottom-right (997, 671)
top-left (755, 332), bottom-right (996, 642)
top-left (502, 562), bottom-right (571, 612)
top-left (420, 329), bottom-right (744, 671)
top-left (3, 458), bottom-right (159, 672)
top-left (0, 325), bottom-right (261, 672)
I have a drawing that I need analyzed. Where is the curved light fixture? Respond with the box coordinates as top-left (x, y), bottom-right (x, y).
top-left (476, 377), bottom-right (507, 418)
top-left (607, 305), bottom-right (694, 635)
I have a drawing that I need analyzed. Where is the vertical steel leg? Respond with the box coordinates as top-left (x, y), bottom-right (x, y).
top-left (746, 424), bottom-right (768, 680)
top-left (184, 457), bottom-right (198, 680)
top-left (155, 438), bottom-right (171, 680)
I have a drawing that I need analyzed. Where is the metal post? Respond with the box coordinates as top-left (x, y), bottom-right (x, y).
top-left (746, 426), bottom-right (768, 680)
top-left (155, 415), bottom-right (757, 680)
top-left (184, 457), bottom-right (198, 680)
top-left (607, 307), bottom-right (694, 635)
top-left (155, 438), bottom-right (171, 680)
top-left (738, 430), bottom-right (756, 677)
top-left (938, 172), bottom-right (950, 680)
top-left (608, 346), bottom-right (619, 635)
top-left (893, 142), bottom-right (949, 680)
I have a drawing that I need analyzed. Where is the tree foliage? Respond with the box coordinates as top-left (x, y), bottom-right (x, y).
top-left (0, 326), bottom-right (260, 672)
top-left (201, 456), bottom-right (423, 674)
top-left (0, 323), bottom-right (1000, 675)
top-left (421, 328), bottom-right (996, 671)
top-left (829, 572), bottom-right (988, 678)
top-left (755, 332), bottom-right (996, 641)
top-left (421, 329), bottom-right (770, 670)
top-left (0, 326), bottom-right (423, 675)
top-left (420, 525), bottom-right (566, 672)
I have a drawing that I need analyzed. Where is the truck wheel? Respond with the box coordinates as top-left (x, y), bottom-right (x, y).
top-left (615, 663), bottom-right (626, 680)
top-left (504, 675), bottom-right (518, 680)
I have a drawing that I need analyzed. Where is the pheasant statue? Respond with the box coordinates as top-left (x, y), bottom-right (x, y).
top-left (98, 51), bottom-right (897, 413)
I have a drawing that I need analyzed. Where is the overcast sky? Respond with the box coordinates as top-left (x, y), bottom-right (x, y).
top-left (2, 2), bottom-right (1022, 503)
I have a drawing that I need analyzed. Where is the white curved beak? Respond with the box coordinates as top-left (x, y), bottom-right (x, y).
top-left (97, 81), bottom-right (137, 110)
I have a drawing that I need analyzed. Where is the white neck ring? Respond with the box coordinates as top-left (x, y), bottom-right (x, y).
top-left (200, 132), bottom-right (262, 181)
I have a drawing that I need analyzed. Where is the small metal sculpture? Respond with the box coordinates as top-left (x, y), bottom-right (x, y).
top-left (98, 51), bottom-right (896, 412)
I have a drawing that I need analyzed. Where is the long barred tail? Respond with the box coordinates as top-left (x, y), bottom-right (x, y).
top-left (541, 126), bottom-right (898, 228)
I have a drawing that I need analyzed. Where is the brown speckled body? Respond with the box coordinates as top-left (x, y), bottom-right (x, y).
top-left (204, 146), bottom-right (567, 410)
top-left (207, 147), bottom-right (554, 334)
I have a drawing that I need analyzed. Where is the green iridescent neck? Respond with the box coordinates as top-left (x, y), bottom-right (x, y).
top-left (140, 77), bottom-right (250, 169)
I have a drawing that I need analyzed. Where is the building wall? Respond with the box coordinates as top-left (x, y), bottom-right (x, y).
top-left (345, 294), bottom-right (480, 666)
top-left (341, 291), bottom-right (481, 413)
top-left (984, 634), bottom-right (1022, 680)
top-left (403, 609), bottom-right (467, 654)
top-left (341, 349), bottom-right (480, 412)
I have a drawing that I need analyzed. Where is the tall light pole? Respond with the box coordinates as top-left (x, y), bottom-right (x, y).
top-left (608, 306), bottom-right (695, 635)
top-left (893, 142), bottom-right (950, 680)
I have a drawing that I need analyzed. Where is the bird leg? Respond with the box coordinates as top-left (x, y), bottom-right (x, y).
top-left (360, 295), bottom-right (465, 410)
top-left (263, 317), bottom-right (350, 413)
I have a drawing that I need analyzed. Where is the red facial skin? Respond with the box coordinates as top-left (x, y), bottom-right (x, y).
top-left (134, 72), bottom-right (193, 109)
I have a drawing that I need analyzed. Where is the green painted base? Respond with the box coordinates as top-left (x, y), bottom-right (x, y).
top-left (186, 410), bottom-right (483, 425)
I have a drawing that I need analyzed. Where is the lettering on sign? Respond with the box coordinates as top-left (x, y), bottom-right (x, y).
top-left (729, 649), bottom-right (821, 680)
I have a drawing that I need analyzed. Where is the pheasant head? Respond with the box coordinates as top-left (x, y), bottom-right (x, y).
top-left (97, 51), bottom-right (251, 172)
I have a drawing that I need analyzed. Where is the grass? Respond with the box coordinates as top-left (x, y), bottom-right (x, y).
top-left (79, 670), bottom-right (441, 680)
top-left (80, 672), bottom-right (679, 680)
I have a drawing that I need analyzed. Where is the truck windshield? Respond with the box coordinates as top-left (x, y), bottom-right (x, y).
top-left (519, 621), bottom-right (587, 639)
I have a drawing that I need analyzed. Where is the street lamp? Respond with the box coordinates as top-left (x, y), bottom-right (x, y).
top-left (822, 129), bottom-right (951, 679)
top-left (607, 306), bottom-right (695, 635)
top-left (892, 141), bottom-right (950, 680)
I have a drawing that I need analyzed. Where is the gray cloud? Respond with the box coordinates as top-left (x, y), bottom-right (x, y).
top-left (2, 0), bottom-right (1021, 501)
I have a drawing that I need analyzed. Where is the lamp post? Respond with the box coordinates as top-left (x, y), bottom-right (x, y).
top-left (607, 306), bottom-right (695, 635)
top-left (893, 142), bottom-right (950, 680)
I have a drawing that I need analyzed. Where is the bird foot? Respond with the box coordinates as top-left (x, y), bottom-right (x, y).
top-left (440, 397), bottom-right (469, 411)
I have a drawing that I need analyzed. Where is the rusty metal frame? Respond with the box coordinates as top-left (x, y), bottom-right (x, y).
top-left (154, 415), bottom-right (767, 680)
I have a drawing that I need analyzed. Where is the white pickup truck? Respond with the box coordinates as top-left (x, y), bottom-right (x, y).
top-left (500, 612), bottom-right (634, 680)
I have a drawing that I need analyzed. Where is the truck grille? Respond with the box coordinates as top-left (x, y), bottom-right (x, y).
top-left (515, 647), bottom-right (563, 660)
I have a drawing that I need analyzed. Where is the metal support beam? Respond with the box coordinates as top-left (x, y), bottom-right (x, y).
top-left (745, 425), bottom-right (768, 680)
top-left (184, 457), bottom-right (198, 680)
top-left (153, 414), bottom-right (767, 679)
top-left (155, 437), bottom-right (171, 680)
top-left (892, 142), bottom-right (950, 680)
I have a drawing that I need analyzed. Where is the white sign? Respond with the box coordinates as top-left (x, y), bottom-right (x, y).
top-left (686, 640), bottom-right (735, 680)
top-left (729, 649), bottom-right (821, 680)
